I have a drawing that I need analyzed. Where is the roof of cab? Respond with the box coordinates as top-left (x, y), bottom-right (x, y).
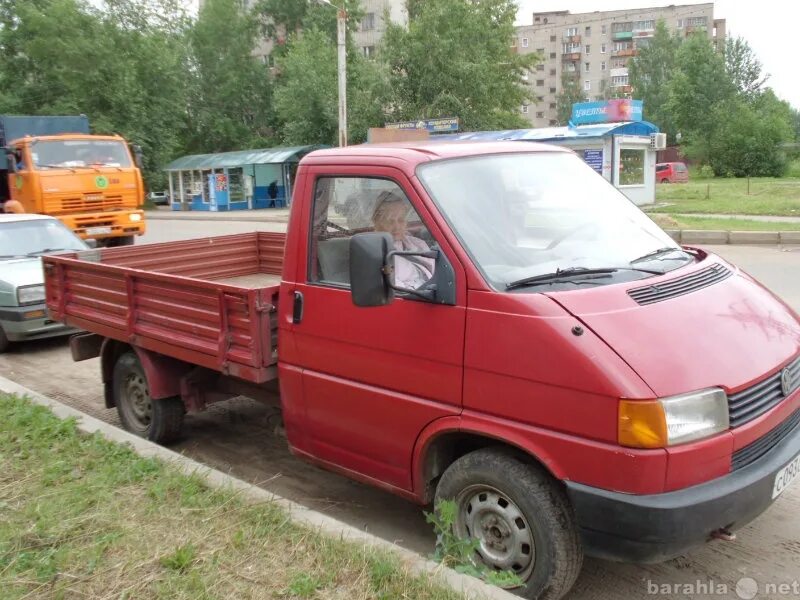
top-left (303, 140), bottom-right (568, 167)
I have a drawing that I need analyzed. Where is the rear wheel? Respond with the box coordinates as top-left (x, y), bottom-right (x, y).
top-left (660, 178), bottom-right (670, 184)
top-left (112, 352), bottom-right (184, 443)
top-left (435, 448), bottom-right (582, 600)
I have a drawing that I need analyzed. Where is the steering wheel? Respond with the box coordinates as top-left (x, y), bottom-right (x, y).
top-left (544, 220), bottom-right (595, 251)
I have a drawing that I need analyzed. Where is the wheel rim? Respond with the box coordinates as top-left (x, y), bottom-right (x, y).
top-left (455, 484), bottom-right (535, 582)
top-left (121, 371), bottom-right (151, 431)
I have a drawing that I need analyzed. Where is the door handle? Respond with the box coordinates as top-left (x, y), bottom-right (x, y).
top-left (292, 291), bottom-right (304, 324)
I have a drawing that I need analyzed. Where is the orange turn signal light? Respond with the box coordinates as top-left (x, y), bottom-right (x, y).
top-left (618, 400), bottom-right (668, 449)
top-left (23, 310), bottom-right (46, 320)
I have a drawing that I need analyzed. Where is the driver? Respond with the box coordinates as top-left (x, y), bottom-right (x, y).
top-left (372, 190), bottom-right (434, 290)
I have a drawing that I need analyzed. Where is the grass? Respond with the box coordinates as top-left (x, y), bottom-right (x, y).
top-left (649, 177), bottom-right (800, 216)
top-left (0, 393), bottom-right (464, 600)
top-left (650, 214), bottom-right (800, 232)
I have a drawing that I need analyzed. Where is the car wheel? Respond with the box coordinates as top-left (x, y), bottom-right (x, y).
top-left (0, 325), bottom-right (9, 353)
top-left (435, 447), bottom-right (582, 600)
top-left (661, 178), bottom-right (670, 184)
top-left (112, 352), bottom-right (184, 443)
top-left (105, 236), bottom-right (135, 248)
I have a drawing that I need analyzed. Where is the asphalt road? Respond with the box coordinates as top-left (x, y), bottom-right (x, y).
top-left (2, 218), bottom-right (799, 599)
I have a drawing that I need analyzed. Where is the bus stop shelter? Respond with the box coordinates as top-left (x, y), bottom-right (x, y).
top-left (163, 145), bottom-right (318, 211)
top-left (441, 120), bottom-right (660, 206)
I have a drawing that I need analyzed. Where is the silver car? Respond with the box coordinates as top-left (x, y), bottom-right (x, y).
top-left (0, 214), bottom-right (89, 352)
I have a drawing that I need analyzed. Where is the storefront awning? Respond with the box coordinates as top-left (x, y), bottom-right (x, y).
top-left (164, 145), bottom-right (320, 171)
top-left (437, 121), bottom-right (659, 143)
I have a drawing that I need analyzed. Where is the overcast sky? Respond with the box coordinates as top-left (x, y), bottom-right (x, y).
top-left (516, 0), bottom-right (798, 108)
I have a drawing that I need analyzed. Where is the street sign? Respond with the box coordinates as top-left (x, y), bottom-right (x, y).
top-left (571, 100), bottom-right (643, 126)
top-left (582, 149), bottom-right (604, 174)
top-left (385, 117), bottom-right (460, 133)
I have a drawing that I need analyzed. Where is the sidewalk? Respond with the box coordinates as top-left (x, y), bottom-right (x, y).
top-left (146, 207), bottom-right (290, 223)
top-left (674, 213), bottom-right (800, 224)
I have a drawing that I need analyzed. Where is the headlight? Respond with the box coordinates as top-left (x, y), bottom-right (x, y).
top-left (129, 213), bottom-right (142, 222)
top-left (17, 284), bottom-right (46, 306)
top-left (618, 388), bottom-right (729, 448)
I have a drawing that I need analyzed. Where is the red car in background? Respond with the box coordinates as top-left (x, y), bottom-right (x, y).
top-left (656, 161), bottom-right (689, 183)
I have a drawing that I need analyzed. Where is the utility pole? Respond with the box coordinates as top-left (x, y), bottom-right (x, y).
top-left (317, 0), bottom-right (347, 147)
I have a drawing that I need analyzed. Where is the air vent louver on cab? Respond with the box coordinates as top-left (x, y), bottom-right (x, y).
top-left (628, 264), bottom-right (732, 306)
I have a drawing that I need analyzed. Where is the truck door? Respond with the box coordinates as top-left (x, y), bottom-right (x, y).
top-left (288, 166), bottom-right (466, 492)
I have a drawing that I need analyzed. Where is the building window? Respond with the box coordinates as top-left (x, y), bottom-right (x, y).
top-left (549, 102), bottom-right (556, 109)
top-left (536, 111), bottom-right (545, 118)
top-left (536, 95), bottom-right (544, 102)
top-left (550, 68), bottom-right (556, 76)
top-left (584, 80), bottom-right (591, 91)
top-left (601, 61), bottom-right (606, 71)
top-left (537, 48), bottom-right (545, 54)
top-left (536, 79), bottom-right (545, 86)
top-left (585, 26), bottom-right (591, 36)
top-left (362, 46), bottom-right (375, 59)
top-left (522, 37), bottom-right (529, 48)
top-left (361, 12), bottom-right (375, 31)
top-left (522, 104), bottom-right (529, 114)
top-left (687, 16), bottom-right (708, 27)
top-left (601, 43), bottom-right (607, 53)
top-left (565, 27), bottom-right (578, 37)
top-left (620, 149), bottom-right (645, 185)
top-left (566, 63), bottom-right (576, 72)
top-left (677, 19), bottom-right (684, 28)
top-left (549, 119), bottom-right (558, 126)
top-left (536, 63), bottom-right (544, 71)
top-left (562, 42), bottom-right (580, 53)
top-left (585, 62), bottom-right (590, 72)
top-left (550, 52), bottom-right (556, 59)
top-left (612, 75), bottom-right (629, 86)
top-left (550, 35), bottom-right (557, 42)
top-left (634, 20), bottom-right (655, 31)
top-left (549, 87), bottom-right (556, 93)
top-left (586, 44), bottom-right (591, 54)
top-left (601, 24), bottom-right (607, 34)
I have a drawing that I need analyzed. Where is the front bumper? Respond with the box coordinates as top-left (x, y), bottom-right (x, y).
top-left (58, 210), bottom-right (146, 240)
top-left (0, 304), bottom-right (76, 342)
top-left (566, 415), bottom-right (800, 563)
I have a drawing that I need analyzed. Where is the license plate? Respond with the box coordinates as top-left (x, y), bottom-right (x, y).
top-left (773, 453), bottom-right (800, 499)
top-left (86, 226), bottom-right (112, 236)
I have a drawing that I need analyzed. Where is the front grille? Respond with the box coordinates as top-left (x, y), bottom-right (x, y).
top-left (728, 356), bottom-right (800, 428)
top-left (48, 194), bottom-right (127, 214)
top-left (628, 263), bottom-right (732, 305)
top-left (732, 407), bottom-right (800, 471)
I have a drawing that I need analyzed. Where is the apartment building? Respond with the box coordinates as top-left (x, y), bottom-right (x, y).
top-left (515, 3), bottom-right (726, 128)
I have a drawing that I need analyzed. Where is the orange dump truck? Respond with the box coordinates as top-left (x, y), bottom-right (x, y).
top-left (1, 115), bottom-right (146, 246)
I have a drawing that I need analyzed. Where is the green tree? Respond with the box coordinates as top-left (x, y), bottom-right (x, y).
top-left (254, 0), bottom-right (363, 53)
top-left (628, 20), bottom-right (681, 139)
top-left (273, 28), bottom-right (388, 145)
top-left (708, 92), bottom-right (794, 177)
top-left (555, 73), bottom-right (586, 125)
top-left (0, 0), bottom-right (192, 188)
top-left (187, 0), bottom-right (274, 153)
top-left (666, 33), bottom-right (736, 163)
top-left (381, 0), bottom-right (538, 131)
top-left (724, 36), bottom-right (769, 101)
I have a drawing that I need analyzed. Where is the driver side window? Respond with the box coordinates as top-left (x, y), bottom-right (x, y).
top-left (308, 176), bottom-right (433, 288)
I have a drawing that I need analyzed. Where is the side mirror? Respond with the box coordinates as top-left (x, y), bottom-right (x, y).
top-left (350, 232), bottom-right (395, 307)
top-left (131, 144), bottom-right (144, 169)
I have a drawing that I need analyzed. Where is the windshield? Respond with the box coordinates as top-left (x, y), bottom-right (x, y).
top-left (0, 219), bottom-right (88, 259)
top-left (31, 140), bottom-right (132, 170)
top-left (416, 151), bottom-right (688, 290)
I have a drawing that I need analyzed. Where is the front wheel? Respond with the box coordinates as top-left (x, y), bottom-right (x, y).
top-left (104, 235), bottom-right (135, 248)
top-left (112, 351), bottom-right (184, 443)
top-left (661, 178), bottom-right (670, 184)
top-left (435, 448), bottom-right (583, 600)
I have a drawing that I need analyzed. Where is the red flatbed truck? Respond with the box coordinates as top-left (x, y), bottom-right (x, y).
top-left (45, 142), bottom-right (800, 600)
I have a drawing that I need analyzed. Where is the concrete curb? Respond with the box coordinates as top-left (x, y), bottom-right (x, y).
top-left (0, 375), bottom-right (516, 600)
top-left (664, 229), bottom-right (800, 245)
top-left (146, 212), bottom-right (289, 224)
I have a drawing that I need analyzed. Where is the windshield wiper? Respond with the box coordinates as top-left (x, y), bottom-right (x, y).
top-left (26, 248), bottom-right (71, 257)
top-left (630, 247), bottom-right (688, 264)
top-left (506, 266), bottom-right (662, 291)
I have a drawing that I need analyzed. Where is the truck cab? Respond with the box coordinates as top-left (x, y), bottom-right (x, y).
top-left (6, 134), bottom-right (145, 245)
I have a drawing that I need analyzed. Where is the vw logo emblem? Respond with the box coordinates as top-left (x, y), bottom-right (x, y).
top-left (781, 368), bottom-right (795, 397)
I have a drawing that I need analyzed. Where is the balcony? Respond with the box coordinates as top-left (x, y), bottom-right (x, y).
top-left (610, 67), bottom-right (629, 78)
top-left (613, 48), bottom-right (637, 57)
top-left (613, 31), bottom-right (633, 40)
top-left (562, 52), bottom-right (582, 61)
top-left (562, 34), bottom-right (581, 44)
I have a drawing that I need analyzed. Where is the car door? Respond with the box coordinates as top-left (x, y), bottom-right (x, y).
top-left (289, 166), bottom-right (466, 492)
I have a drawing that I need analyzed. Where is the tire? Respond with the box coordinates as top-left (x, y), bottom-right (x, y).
top-left (661, 178), bottom-right (670, 184)
top-left (435, 448), bottom-right (582, 600)
top-left (112, 351), bottom-right (184, 444)
top-left (0, 325), bottom-right (9, 353)
top-left (105, 235), bottom-right (135, 247)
